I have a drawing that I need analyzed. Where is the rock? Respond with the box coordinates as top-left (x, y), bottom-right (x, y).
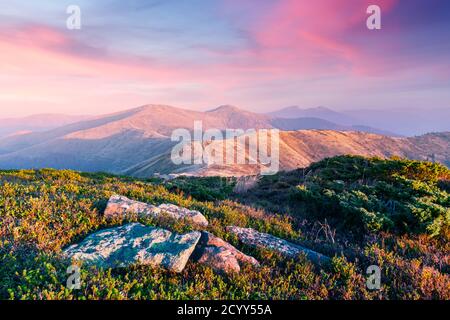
top-left (192, 232), bottom-right (260, 274)
top-left (104, 195), bottom-right (208, 227)
top-left (226, 226), bottom-right (329, 265)
top-left (63, 223), bottom-right (201, 272)
top-left (104, 195), bottom-right (159, 217)
top-left (158, 203), bottom-right (208, 227)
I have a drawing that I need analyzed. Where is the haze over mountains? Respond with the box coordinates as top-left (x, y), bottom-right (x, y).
top-left (268, 106), bottom-right (357, 125)
top-left (0, 114), bottom-right (91, 138)
top-left (268, 106), bottom-right (450, 136)
top-left (344, 107), bottom-right (450, 136)
top-left (0, 104), bottom-right (448, 177)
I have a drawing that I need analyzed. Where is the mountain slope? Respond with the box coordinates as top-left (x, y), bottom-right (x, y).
top-left (0, 104), bottom-right (394, 156)
top-left (0, 105), bottom-right (272, 150)
top-left (156, 130), bottom-right (449, 177)
top-left (0, 104), bottom-right (273, 173)
top-left (0, 108), bottom-right (147, 155)
top-left (92, 129), bottom-right (450, 178)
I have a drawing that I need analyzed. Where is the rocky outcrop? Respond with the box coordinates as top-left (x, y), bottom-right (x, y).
top-left (227, 226), bottom-right (329, 265)
top-left (104, 195), bottom-right (208, 227)
top-left (192, 232), bottom-right (260, 274)
top-left (63, 223), bottom-right (201, 272)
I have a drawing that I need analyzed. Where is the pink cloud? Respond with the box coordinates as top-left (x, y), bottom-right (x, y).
top-left (0, 23), bottom-right (283, 98)
top-left (0, 24), bottom-right (198, 82)
top-left (0, 0), bottom-right (403, 90)
top-left (2, 1), bottom-right (445, 117)
top-left (0, 23), bottom-right (279, 115)
top-left (219, 0), bottom-right (401, 76)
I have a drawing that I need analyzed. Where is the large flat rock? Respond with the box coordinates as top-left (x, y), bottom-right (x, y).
top-left (192, 231), bottom-right (260, 274)
top-left (104, 195), bottom-right (208, 227)
top-left (227, 226), bottom-right (329, 265)
top-left (63, 223), bottom-right (201, 272)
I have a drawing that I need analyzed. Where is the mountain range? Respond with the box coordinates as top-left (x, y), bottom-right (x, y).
top-left (268, 106), bottom-right (450, 136)
top-left (0, 104), bottom-right (448, 177)
top-left (267, 106), bottom-right (357, 125)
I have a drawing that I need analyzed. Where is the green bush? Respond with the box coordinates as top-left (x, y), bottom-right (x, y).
top-left (165, 176), bottom-right (236, 202)
top-left (291, 156), bottom-right (449, 237)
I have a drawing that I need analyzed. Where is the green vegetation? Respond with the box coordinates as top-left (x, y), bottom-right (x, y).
top-left (0, 156), bottom-right (449, 300)
top-left (292, 156), bottom-right (450, 237)
top-left (165, 176), bottom-right (236, 202)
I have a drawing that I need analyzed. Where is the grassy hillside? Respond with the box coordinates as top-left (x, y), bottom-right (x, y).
top-left (0, 156), bottom-right (449, 300)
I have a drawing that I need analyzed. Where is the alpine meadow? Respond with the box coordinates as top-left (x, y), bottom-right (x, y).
top-left (0, 0), bottom-right (449, 306)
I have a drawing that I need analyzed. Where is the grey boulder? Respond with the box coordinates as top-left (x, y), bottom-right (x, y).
top-left (227, 226), bottom-right (329, 265)
top-left (192, 232), bottom-right (260, 274)
top-left (104, 195), bottom-right (208, 227)
top-left (63, 223), bottom-right (201, 272)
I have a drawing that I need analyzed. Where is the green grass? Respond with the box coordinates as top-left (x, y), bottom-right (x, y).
top-left (0, 156), bottom-right (449, 300)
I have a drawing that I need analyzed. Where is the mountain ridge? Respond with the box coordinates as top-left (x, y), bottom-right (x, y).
top-left (0, 104), bottom-right (448, 177)
top-left (267, 106), bottom-right (357, 126)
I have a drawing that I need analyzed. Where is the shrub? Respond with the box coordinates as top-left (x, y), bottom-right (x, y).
top-left (291, 156), bottom-right (450, 237)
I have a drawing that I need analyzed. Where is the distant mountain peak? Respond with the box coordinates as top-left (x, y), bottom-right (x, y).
top-left (277, 106), bottom-right (301, 112)
top-left (135, 104), bottom-right (179, 112)
top-left (267, 105), bottom-right (360, 128)
top-left (271, 106), bottom-right (333, 113)
top-left (312, 106), bottom-right (333, 111)
top-left (207, 105), bottom-right (243, 113)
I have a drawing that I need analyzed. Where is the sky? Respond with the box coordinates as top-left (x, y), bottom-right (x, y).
top-left (0, 0), bottom-right (450, 117)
